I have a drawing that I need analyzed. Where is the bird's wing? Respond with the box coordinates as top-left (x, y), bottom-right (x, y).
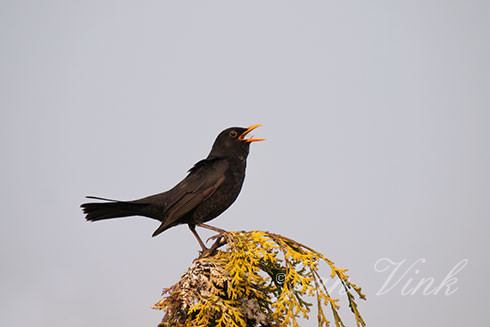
top-left (152, 158), bottom-right (228, 236)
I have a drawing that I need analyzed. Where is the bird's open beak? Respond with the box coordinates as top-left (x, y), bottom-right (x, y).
top-left (239, 124), bottom-right (265, 143)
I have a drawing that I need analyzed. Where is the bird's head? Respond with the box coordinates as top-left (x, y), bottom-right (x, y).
top-left (208, 124), bottom-right (264, 159)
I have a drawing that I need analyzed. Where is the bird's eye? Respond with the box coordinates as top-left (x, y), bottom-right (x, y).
top-left (229, 130), bottom-right (238, 138)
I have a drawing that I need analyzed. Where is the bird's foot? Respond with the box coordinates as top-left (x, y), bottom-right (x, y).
top-left (199, 234), bottom-right (227, 257)
top-left (206, 231), bottom-right (226, 243)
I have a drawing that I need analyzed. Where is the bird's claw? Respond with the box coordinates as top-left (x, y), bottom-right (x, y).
top-left (198, 233), bottom-right (228, 258)
top-left (206, 231), bottom-right (226, 244)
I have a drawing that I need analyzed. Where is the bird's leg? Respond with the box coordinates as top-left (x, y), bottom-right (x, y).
top-left (197, 223), bottom-right (226, 233)
top-left (188, 224), bottom-right (208, 251)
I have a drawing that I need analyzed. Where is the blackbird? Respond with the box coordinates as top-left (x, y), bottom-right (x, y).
top-left (81, 124), bottom-right (264, 250)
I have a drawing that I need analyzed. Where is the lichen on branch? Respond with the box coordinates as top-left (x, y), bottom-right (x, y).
top-left (153, 231), bottom-right (366, 327)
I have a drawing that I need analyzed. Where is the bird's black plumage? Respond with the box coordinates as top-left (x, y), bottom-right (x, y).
top-left (81, 125), bottom-right (263, 248)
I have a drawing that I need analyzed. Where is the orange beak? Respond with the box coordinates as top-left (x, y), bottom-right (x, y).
top-left (238, 124), bottom-right (265, 143)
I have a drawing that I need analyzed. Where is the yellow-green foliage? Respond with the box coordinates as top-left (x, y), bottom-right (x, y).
top-left (154, 231), bottom-right (366, 327)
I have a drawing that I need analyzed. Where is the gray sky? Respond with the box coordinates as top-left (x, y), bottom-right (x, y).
top-left (1, 1), bottom-right (489, 326)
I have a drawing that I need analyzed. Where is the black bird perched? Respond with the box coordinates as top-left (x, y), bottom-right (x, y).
top-left (81, 124), bottom-right (264, 250)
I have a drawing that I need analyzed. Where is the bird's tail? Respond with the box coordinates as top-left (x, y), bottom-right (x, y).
top-left (81, 196), bottom-right (149, 222)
